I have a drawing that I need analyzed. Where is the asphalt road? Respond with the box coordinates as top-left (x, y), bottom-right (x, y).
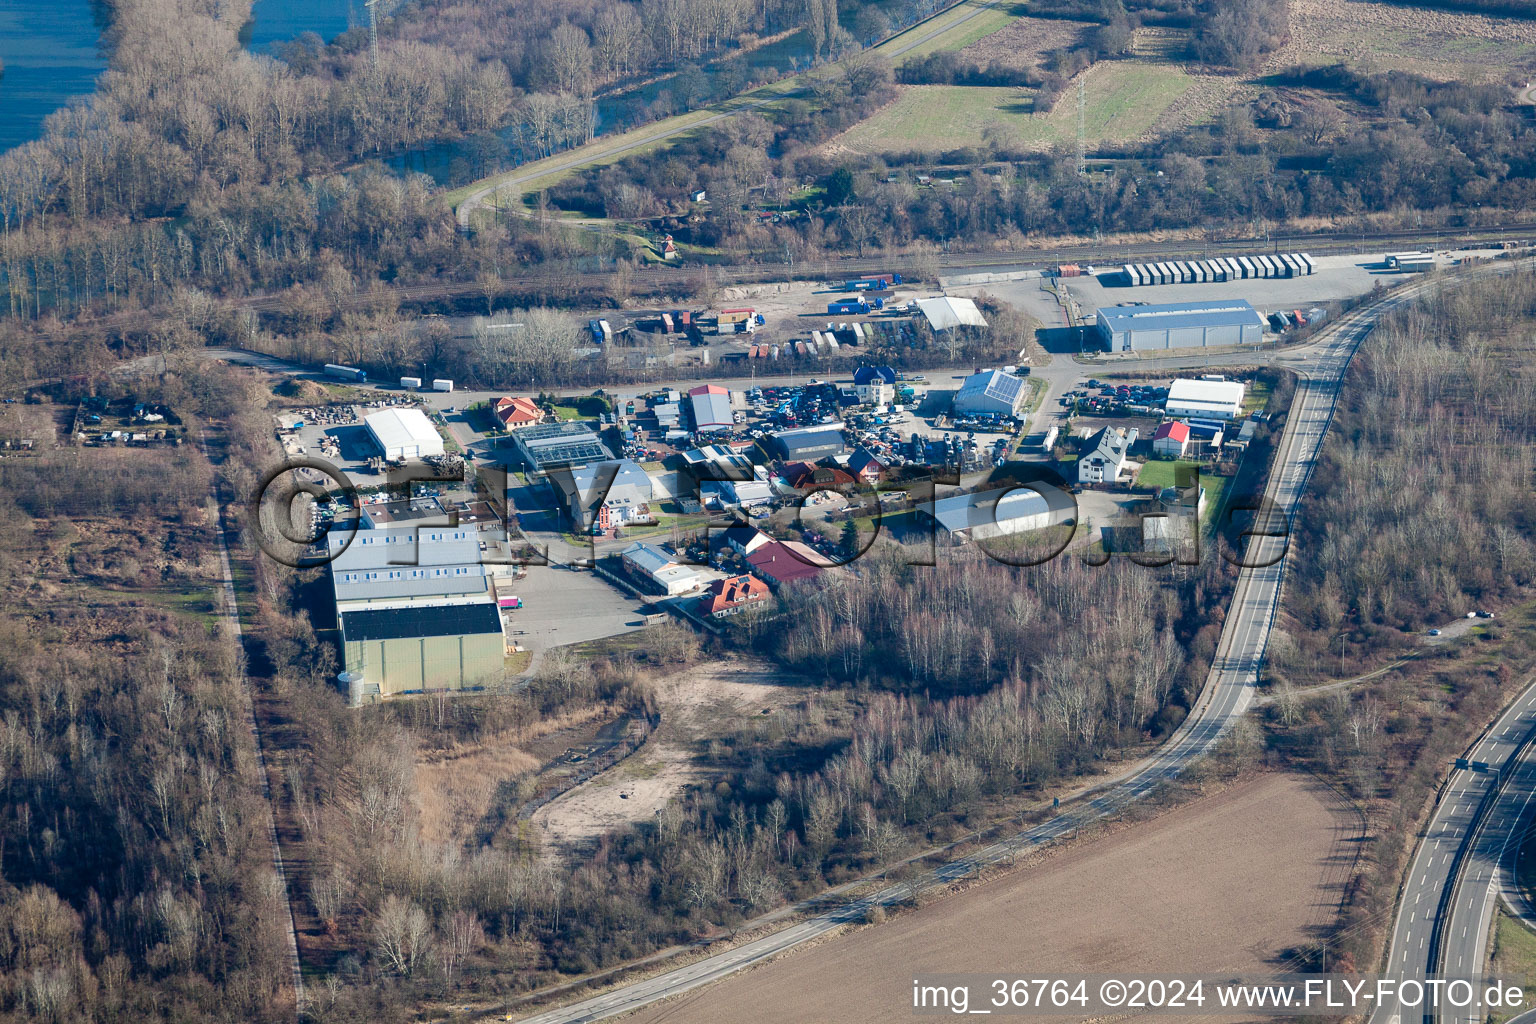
top-left (503, 270), bottom-right (1419, 1024)
top-left (1373, 684), bottom-right (1536, 1024)
top-left (1355, 259), bottom-right (1536, 1024)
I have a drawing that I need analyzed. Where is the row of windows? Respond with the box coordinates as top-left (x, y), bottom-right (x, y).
top-left (339, 566), bottom-right (477, 582)
top-left (352, 530), bottom-right (471, 545)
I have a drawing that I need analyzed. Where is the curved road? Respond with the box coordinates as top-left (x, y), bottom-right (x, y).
top-left (503, 272), bottom-right (1436, 1024)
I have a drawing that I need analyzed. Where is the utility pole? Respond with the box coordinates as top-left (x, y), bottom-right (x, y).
top-left (365, 0), bottom-right (381, 66)
top-left (1076, 74), bottom-right (1087, 176)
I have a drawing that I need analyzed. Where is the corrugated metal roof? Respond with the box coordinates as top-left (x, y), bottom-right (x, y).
top-left (772, 425), bottom-right (846, 458)
top-left (621, 542), bottom-right (675, 576)
top-left (341, 601), bottom-right (502, 641)
top-left (1167, 378), bottom-right (1246, 407)
top-left (334, 572), bottom-right (490, 602)
top-left (690, 390), bottom-right (733, 430)
top-left (1098, 300), bottom-right (1265, 334)
top-left (329, 525), bottom-right (487, 602)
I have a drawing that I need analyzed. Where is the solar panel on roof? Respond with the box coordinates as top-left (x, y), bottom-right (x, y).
top-left (342, 602), bottom-right (502, 641)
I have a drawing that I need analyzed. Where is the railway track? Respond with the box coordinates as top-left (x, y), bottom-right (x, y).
top-left (48, 222), bottom-right (1536, 337)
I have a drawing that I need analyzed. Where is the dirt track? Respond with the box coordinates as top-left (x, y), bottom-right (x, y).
top-left (531, 662), bottom-right (808, 855)
top-left (622, 773), bottom-right (1360, 1024)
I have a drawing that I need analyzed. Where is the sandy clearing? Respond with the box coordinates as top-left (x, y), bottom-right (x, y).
top-left (622, 773), bottom-right (1360, 1024)
top-left (531, 661), bottom-right (806, 854)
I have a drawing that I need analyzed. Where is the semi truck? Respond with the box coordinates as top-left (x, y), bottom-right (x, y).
top-left (324, 364), bottom-right (366, 382)
top-left (828, 296), bottom-right (884, 315)
top-left (845, 272), bottom-right (902, 290)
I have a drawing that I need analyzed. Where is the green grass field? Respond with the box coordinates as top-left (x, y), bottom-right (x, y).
top-left (1136, 460), bottom-right (1201, 493)
top-left (1491, 911), bottom-right (1536, 1024)
top-left (837, 60), bottom-right (1196, 155)
top-left (838, 85), bottom-right (1038, 153)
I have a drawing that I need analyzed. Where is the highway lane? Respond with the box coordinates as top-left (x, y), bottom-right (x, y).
top-left (503, 268), bottom-right (1415, 1024)
top-left (1372, 684), bottom-right (1536, 1024)
top-left (1348, 258), bottom-right (1536, 1024)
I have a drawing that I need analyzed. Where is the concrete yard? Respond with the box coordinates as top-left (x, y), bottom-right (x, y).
top-left (503, 563), bottom-right (652, 659)
top-left (966, 249), bottom-right (1508, 337)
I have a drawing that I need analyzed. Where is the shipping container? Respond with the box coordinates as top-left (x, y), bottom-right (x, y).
top-left (1058, 264), bottom-right (1083, 277)
top-left (399, 376), bottom-right (422, 389)
top-left (324, 363), bottom-right (366, 382)
top-left (1297, 253), bottom-right (1316, 275)
top-left (432, 379), bottom-right (454, 392)
top-left (660, 312), bottom-right (674, 333)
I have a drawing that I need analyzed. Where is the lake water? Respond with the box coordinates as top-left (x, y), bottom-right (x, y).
top-left (0, 0), bottom-right (109, 153)
top-left (0, 0), bottom-right (356, 155)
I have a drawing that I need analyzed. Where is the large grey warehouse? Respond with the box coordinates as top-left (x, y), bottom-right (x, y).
top-left (1095, 300), bottom-right (1266, 352)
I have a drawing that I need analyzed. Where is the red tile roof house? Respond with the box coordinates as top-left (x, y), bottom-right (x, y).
top-left (493, 396), bottom-right (543, 429)
top-left (698, 574), bottom-right (771, 617)
top-left (785, 463), bottom-right (858, 490)
top-left (747, 540), bottom-right (832, 589)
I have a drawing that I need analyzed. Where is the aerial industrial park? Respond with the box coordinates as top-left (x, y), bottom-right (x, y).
top-left (6, 0), bottom-right (1536, 1021)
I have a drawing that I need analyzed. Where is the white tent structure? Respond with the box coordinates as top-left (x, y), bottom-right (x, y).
top-left (365, 408), bottom-right (446, 460)
top-left (917, 296), bottom-right (988, 331)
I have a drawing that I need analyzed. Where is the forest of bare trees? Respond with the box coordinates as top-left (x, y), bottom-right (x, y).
top-left (1277, 265), bottom-right (1536, 677)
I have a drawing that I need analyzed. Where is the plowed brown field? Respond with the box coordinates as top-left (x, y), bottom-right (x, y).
top-left (624, 773), bottom-right (1360, 1024)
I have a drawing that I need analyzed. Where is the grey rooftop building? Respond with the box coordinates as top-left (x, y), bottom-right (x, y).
top-left (1095, 300), bottom-right (1265, 352)
top-left (507, 421), bottom-right (612, 475)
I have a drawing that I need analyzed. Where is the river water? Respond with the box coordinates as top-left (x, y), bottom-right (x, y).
top-left (0, 0), bottom-right (355, 155)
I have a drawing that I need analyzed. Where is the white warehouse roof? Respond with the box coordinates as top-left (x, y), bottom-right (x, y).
top-left (1166, 378), bottom-right (1246, 416)
top-left (365, 408), bottom-right (445, 459)
top-left (917, 296), bottom-right (988, 331)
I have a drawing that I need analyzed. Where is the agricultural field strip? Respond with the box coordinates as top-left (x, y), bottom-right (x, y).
top-left (452, 0), bottom-right (1021, 226)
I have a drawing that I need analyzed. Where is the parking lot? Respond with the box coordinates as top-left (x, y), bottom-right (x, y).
top-left (502, 563), bottom-right (653, 656)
